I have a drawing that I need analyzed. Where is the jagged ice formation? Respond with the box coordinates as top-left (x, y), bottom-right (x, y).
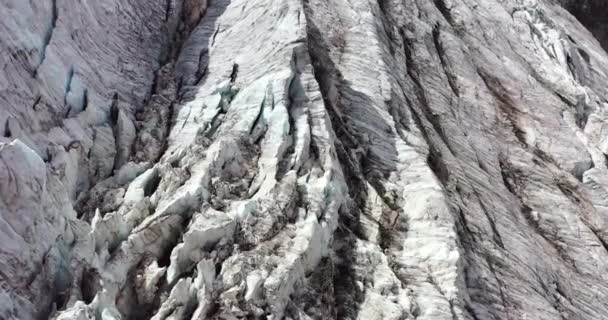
top-left (2, 0), bottom-right (608, 319)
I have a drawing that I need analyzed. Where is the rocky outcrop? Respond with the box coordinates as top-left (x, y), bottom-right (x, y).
top-left (3, 0), bottom-right (608, 319)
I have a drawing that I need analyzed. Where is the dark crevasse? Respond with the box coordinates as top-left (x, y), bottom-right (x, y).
top-left (559, 0), bottom-right (608, 51)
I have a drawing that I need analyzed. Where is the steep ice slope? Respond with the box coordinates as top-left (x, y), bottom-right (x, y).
top-left (0, 0), bottom-right (205, 318)
top-left (3, 0), bottom-right (608, 319)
